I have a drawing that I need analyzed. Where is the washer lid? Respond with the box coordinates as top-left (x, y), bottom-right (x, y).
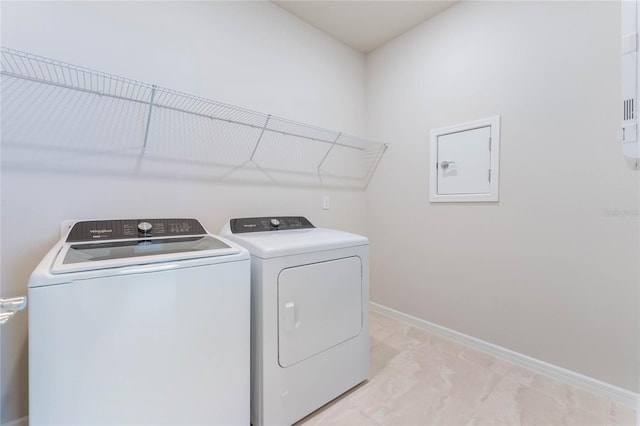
top-left (221, 227), bottom-right (368, 259)
top-left (51, 235), bottom-right (240, 274)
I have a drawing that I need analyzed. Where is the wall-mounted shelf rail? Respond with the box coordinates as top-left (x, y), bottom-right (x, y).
top-left (0, 47), bottom-right (388, 189)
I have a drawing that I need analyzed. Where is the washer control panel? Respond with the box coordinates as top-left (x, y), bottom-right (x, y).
top-left (230, 216), bottom-right (315, 233)
top-left (66, 218), bottom-right (206, 242)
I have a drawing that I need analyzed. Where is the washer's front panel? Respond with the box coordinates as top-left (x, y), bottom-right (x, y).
top-left (29, 261), bottom-right (250, 425)
top-left (277, 257), bottom-right (362, 368)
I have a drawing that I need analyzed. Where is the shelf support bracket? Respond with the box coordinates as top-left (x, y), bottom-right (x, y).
top-left (250, 115), bottom-right (271, 161)
top-left (317, 132), bottom-right (342, 172)
top-left (364, 143), bottom-right (388, 189)
top-left (141, 85), bottom-right (157, 154)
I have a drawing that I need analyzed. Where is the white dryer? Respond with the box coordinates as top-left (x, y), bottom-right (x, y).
top-left (220, 216), bottom-right (369, 426)
top-left (29, 218), bottom-right (250, 425)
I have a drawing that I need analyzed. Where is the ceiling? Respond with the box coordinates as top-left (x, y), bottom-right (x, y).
top-left (272, 1), bottom-right (459, 53)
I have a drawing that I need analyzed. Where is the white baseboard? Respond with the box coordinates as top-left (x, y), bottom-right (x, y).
top-left (2, 416), bottom-right (28, 426)
top-left (370, 302), bottom-right (639, 409)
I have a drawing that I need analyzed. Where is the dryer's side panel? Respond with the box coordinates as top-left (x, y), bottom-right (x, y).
top-left (249, 257), bottom-right (266, 426)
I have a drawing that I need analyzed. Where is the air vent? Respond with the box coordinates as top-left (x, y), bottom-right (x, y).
top-left (624, 98), bottom-right (636, 121)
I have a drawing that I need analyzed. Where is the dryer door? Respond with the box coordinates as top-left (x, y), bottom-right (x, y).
top-left (277, 256), bottom-right (362, 368)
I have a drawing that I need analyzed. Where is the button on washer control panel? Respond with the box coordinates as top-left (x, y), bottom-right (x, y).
top-left (138, 222), bottom-right (153, 234)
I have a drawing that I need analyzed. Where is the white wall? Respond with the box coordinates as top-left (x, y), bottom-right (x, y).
top-left (3, 1), bottom-right (638, 423)
top-left (365, 1), bottom-right (639, 392)
top-left (0, 1), bottom-right (366, 422)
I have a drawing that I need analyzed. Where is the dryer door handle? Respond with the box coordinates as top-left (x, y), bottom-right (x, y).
top-left (284, 302), bottom-right (296, 330)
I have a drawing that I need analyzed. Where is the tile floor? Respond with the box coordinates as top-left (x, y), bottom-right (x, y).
top-left (298, 311), bottom-right (637, 426)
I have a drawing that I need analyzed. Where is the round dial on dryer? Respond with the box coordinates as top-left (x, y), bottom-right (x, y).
top-left (138, 221), bottom-right (153, 234)
top-left (270, 218), bottom-right (280, 228)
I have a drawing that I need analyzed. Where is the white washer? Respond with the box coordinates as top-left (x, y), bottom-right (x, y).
top-left (220, 216), bottom-right (369, 426)
top-left (28, 218), bottom-right (250, 426)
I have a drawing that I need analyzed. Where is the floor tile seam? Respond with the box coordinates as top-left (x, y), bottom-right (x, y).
top-left (365, 368), bottom-right (434, 419)
top-left (381, 341), bottom-right (432, 359)
top-left (382, 346), bottom-right (452, 383)
top-left (372, 307), bottom-right (639, 412)
top-left (557, 387), bottom-right (611, 425)
top-left (507, 370), bottom-right (613, 419)
top-left (373, 329), bottom-right (425, 347)
top-left (562, 391), bottom-right (612, 422)
top-left (375, 359), bottom-right (610, 426)
top-left (451, 350), bottom-right (514, 376)
top-left (313, 406), bottom-right (379, 426)
top-left (514, 377), bottom-right (608, 425)
top-left (379, 310), bottom-right (632, 415)
top-left (373, 312), bottom-right (614, 424)
top-left (464, 363), bottom-right (517, 424)
top-left (385, 365), bottom-right (508, 421)
top-left (399, 320), bottom-right (525, 380)
top-left (561, 404), bottom-right (609, 426)
top-left (383, 335), bottom-right (514, 399)
top-left (471, 376), bottom-right (536, 426)
top-left (377, 362), bottom-right (425, 393)
top-left (605, 398), bottom-right (638, 425)
top-left (370, 335), bottom-right (424, 351)
top-left (355, 407), bottom-right (382, 426)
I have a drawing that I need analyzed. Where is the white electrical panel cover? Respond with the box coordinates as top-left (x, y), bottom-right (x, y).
top-left (429, 116), bottom-right (500, 202)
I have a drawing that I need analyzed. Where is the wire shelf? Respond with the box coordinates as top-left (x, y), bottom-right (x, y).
top-left (0, 47), bottom-right (387, 189)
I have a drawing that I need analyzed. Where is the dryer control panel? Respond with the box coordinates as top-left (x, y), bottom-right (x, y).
top-left (66, 218), bottom-right (206, 242)
top-left (230, 216), bottom-right (315, 233)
